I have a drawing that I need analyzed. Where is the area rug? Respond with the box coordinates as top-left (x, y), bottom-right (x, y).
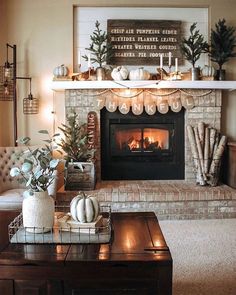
top-left (160, 218), bottom-right (236, 295)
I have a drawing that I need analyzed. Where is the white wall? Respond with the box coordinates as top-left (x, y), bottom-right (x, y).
top-left (75, 7), bottom-right (208, 72)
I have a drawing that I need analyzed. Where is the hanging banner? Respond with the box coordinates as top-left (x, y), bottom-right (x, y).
top-left (105, 96), bottom-right (118, 112)
top-left (144, 96), bottom-right (156, 115)
top-left (182, 95), bottom-right (195, 110)
top-left (95, 96), bottom-right (105, 110)
top-left (93, 89), bottom-right (198, 114)
top-left (145, 103), bottom-right (156, 115)
top-left (131, 96), bottom-right (144, 115)
top-left (158, 100), bottom-right (169, 114)
top-left (170, 98), bottom-right (182, 112)
top-left (119, 97), bottom-right (131, 114)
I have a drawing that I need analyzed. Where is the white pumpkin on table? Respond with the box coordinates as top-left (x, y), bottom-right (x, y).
top-left (70, 192), bottom-right (100, 223)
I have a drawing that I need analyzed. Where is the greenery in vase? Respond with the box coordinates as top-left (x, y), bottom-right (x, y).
top-left (58, 111), bottom-right (95, 164)
top-left (180, 22), bottom-right (209, 68)
top-left (10, 130), bottom-right (60, 194)
top-left (82, 20), bottom-right (113, 67)
top-left (209, 18), bottom-right (236, 71)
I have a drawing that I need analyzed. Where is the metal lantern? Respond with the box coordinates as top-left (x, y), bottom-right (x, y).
top-left (0, 65), bottom-right (14, 101)
top-left (22, 78), bottom-right (39, 114)
top-left (23, 94), bottom-right (39, 114)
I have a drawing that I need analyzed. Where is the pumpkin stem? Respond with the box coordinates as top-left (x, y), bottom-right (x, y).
top-left (81, 191), bottom-right (86, 199)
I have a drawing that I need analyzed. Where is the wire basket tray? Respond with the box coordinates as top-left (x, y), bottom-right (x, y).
top-left (9, 205), bottom-right (112, 244)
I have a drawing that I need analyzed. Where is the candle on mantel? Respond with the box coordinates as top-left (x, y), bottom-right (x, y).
top-left (88, 53), bottom-right (91, 68)
top-left (160, 54), bottom-right (163, 68)
top-left (168, 52), bottom-right (172, 67)
top-left (78, 49), bottom-right (81, 65)
top-left (175, 58), bottom-right (178, 72)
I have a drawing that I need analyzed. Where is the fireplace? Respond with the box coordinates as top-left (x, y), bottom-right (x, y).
top-left (101, 108), bottom-right (184, 180)
top-left (63, 88), bottom-right (222, 182)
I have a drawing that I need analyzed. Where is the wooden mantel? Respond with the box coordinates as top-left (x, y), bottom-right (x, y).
top-left (51, 80), bottom-right (236, 91)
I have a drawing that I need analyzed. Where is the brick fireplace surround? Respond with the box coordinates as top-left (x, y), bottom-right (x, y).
top-left (57, 88), bottom-right (236, 219)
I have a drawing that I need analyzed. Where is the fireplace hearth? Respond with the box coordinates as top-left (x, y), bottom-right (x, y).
top-left (101, 108), bottom-right (184, 180)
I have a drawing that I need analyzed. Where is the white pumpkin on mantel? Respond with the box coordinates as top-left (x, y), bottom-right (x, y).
top-left (53, 64), bottom-right (69, 78)
top-left (111, 66), bottom-right (129, 80)
top-left (201, 65), bottom-right (216, 78)
top-left (70, 193), bottom-right (100, 223)
top-left (129, 67), bottom-right (150, 81)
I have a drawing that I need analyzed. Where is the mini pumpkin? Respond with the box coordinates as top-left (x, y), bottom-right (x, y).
top-left (111, 66), bottom-right (129, 80)
top-left (201, 65), bottom-right (216, 77)
top-left (129, 67), bottom-right (150, 81)
top-left (53, 64), bottom-right (69, 78)
top-left (70, 192), bottom-right (100, 223)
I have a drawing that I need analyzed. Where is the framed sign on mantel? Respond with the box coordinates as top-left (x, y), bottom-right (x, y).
top-left (107, 19), bottom-right (182, 66)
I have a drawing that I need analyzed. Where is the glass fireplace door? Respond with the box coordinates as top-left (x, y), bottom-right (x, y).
top-left (111, 124), bottom-right (171, 156)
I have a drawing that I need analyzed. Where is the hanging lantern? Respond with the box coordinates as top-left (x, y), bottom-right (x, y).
top-left (23, 94), bottom-right (39, 114)
top-left (22, 78), bottom-right (39, 114)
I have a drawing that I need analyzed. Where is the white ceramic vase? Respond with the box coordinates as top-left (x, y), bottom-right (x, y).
top-left (22, 191), bottom-right (55, 233)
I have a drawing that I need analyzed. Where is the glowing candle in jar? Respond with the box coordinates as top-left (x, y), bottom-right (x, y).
top-left (160, 54), bottom-right (163, 68)
top-left (88, 53), bottom-right (91, 68)
top-left (78, 49), bottom-right (81, 65)
top-left (168, 52), bottom-right (172, 67)
top-left (175, 58), bottom-right (178, 72)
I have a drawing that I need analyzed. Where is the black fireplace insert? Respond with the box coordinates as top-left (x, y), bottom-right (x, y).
top-left (101, 109), bottom-right (184, 180)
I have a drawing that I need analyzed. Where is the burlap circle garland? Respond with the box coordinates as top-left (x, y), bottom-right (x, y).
top-left (94, 89), bottom-right (202, 114)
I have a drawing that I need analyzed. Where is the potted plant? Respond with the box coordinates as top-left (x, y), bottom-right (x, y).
top-left (208, 19), bottom-right (236, 80)
top-left (10, 130), bottom-right (60, 233)
top-left (58, 111), bottom-right (96, 191)
top-left (180, 22), bottom-right (209, 80)
top-left (82, 20), bottom-right (113, 80)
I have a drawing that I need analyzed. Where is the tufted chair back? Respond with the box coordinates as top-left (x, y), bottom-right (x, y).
top-left (0, 146), bottom-right (28, 193)
top-left (0, 146), bottom-right (58, 210)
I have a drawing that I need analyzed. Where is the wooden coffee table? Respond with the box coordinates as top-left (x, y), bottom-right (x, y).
top-left (0, 211), bottom-right (172, 295)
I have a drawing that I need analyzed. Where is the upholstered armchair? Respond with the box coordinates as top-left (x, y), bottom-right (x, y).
top-left (0, 146), bottom-right (57, 210)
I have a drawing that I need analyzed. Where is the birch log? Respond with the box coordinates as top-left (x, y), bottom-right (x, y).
top-left (197, 121), bottom-right (205, 149)
top-left (194, 127), bottom-right (206, 181)
top-left (212, 132), bottom-right (220, 157)
top-left (209, 128), bottom-right (216, 160)
top-left (187, 125), bottom-right (205, 185)
top-left (203, 127), bottom-right (210, 174)
top-left (208, 135), bottom-right (227, 186)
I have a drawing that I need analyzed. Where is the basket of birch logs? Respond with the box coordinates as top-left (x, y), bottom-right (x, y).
top-left (187, 122), bottom-right (227, 186)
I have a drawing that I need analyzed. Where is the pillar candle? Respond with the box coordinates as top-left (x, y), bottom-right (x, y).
top-left (175, 58), bottom-right (178, 72)
top-left (78, 49), bottom-right (81, 65)
top-left (88, 53), bottom-right (91, 68)
top-left (168, 52), bottom-right (172, 67)
top-left (160, 54), bottom-right (163, 68)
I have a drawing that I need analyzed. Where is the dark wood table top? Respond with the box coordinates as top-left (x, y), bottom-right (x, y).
top-left (0, 211), bottom-right (172, 266)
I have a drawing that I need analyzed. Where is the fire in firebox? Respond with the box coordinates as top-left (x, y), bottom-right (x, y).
top-left (115, 128), bottom-right (169, 153)
top-left (126, 136), bottom-right (160, 151)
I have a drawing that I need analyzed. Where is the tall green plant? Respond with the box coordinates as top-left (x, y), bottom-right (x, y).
top-left (209, 19), bottom-right (236, 70)
top-left (58, 111), bottom-right (95, 163)
top-left (181, 22), bottom-right (209, 67)
top-left (82, 21), bottom-right (113, 67)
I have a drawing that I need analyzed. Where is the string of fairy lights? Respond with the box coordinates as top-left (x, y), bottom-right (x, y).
top-left (73, 87), bottom-right (214, 98)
